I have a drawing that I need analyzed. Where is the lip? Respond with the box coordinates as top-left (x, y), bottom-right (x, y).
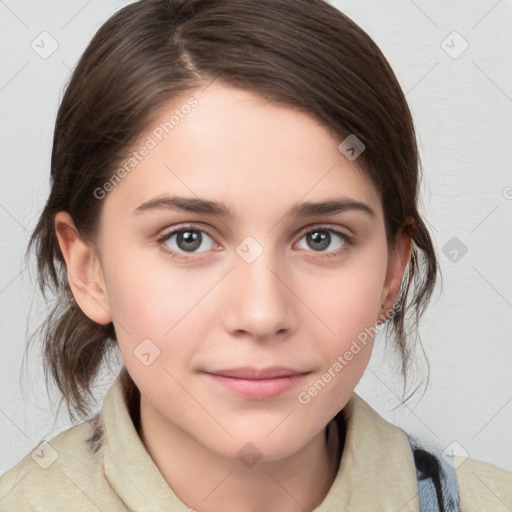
top-left (203, 367), bottom-right (309, 400)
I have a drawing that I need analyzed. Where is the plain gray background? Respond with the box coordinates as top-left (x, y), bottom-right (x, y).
top-left (1, 0), bottom-right (511, 476)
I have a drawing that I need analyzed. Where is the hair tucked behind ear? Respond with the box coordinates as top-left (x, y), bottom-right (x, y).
top-left (26, 0), bottom-right (438, 421)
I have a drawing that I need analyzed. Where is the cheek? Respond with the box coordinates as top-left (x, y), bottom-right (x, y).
top-left (101, 243), bottom-right (204, 329)
top-left (309, 248), bottom-right (388, 345)
top-left (100, 245), bottom-right (221, 376)
top-left (298, 241), bottom-right (388, 405)
top-left (296, 269), bottom-right (385, 420)
top-left (101, 224), bottom-right (388, 363)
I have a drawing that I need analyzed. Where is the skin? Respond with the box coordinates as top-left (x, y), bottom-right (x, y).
top-left (55, 82), bottom-right (411, 512)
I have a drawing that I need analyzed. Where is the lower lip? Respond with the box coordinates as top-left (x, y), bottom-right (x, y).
top-left (204, 373), bottom-right (308, 400)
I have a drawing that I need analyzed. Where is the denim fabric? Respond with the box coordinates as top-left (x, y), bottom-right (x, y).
top-left (408, 435), bottom-right (460, 512)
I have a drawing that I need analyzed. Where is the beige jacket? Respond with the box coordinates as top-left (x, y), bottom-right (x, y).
top-left (1, 373), bottom-right (511, 511)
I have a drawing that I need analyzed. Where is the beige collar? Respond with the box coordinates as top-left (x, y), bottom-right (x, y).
top-left (101, 373), bottom-right (420, 511)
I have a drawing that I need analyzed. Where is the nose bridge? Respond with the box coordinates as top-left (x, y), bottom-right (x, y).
top-left (224, 235), bottom-right (293, 339)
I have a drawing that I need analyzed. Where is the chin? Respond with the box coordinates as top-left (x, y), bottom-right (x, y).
top-left (201, 424), bottom-right (317, 465)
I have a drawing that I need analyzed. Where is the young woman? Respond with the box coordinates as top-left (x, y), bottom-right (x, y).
top-left (1, 0), bottom-right (510, 510)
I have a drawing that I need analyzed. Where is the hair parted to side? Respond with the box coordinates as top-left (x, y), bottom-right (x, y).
top-left (26, 0), bottom-right (438, 421)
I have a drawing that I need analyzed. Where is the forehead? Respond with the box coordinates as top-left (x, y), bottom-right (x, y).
top-left (104, 83), bottom-right (382, 221)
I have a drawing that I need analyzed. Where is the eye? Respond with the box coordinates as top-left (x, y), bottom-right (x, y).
top-left (156, 224), bottom-right (353, 261)
top-left (295, 226), bottom-right (352, 257)
top-left (157, 225), bottom-right (218, 259)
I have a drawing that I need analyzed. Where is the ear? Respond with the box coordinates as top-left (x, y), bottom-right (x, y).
top-left (54, 211), bottom-right (112, 325)
top-left (379, 229), bottom-right (412, 320)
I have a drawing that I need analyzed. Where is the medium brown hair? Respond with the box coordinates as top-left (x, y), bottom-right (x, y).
top-left (26, 0), bottom-right (438, 421)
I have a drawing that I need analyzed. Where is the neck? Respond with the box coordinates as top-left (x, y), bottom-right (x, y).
top-left (137, 397), bottom-right (343, 512)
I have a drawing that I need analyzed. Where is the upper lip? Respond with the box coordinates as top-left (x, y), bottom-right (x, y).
top-left (205, 367), bottom-right (308, 379)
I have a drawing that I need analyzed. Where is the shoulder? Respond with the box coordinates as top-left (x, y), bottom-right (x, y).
top-left (0, 414), bottom-right (125, 511)
top-left (456, 456), bottom-right (512, 512)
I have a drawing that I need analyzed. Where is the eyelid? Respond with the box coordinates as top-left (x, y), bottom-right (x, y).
top-left (157, 222), bottom-right (352, 243)
top-left (294, 224), bottom-right (355, 257)
top-left (155, 223), bottom-right (220, 261)
top-left (157, 222), bottom-right (215, 237)
top-left (296, 222), bottom-right (353, 240)
top-left (156, 223), bottom-right (218, 248)
top-left (156, 222), bottom-right (355, 260)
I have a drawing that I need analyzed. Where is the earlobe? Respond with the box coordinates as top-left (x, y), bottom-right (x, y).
top-left (54, 211), bottom-right (112, 325)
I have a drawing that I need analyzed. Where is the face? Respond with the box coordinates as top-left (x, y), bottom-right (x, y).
top-left (64, 83), bottom-right (407, 462)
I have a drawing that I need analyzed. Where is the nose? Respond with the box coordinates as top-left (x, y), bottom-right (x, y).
top-left (222, 243), bottom-right (296, 342)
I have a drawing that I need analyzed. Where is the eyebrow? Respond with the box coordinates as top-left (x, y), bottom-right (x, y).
top-left (133, 195), bottom-right (376, 219)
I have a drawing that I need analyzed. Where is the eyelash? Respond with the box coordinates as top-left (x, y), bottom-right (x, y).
top-left (155, 224), bottom-right (355, 261)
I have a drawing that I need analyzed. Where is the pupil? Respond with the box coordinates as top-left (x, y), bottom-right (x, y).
top-left (309, 231), bottom-right (329, 251)
top-left (178, 231), bottom-right (201, 251)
